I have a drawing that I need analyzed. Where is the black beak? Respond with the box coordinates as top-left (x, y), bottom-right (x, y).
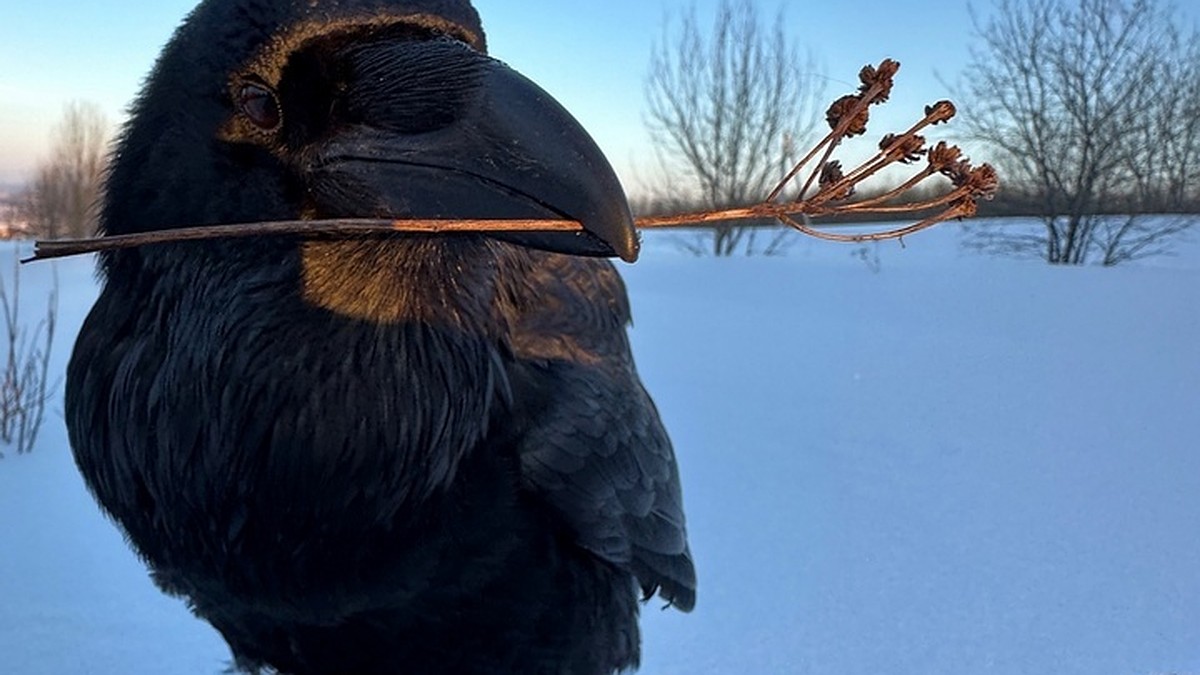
top-left (308, 39), bottom-right (639, 263)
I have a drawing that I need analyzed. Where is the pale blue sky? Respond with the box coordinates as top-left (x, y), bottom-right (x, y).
top-left (3, 1), bottom-right (1191, 194)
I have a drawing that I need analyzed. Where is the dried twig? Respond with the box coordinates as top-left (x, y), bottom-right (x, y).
top-left (25, 59), bottom-right (998, 263)
top-left (29, 219), bottom-right (582, 262)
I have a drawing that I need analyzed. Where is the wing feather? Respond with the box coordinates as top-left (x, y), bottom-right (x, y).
top-left (500, 250), bottom-right (696, 612)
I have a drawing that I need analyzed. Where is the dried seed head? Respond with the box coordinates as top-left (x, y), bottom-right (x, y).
top-left (941, 160), bottom-right (999, 200)
top-left (819, 161), bottom-right (855, 200)
top-left (942, 158), bottom-right (974, 186)
top-left (950, 196), bottom-right (979, 220)
top-left (880, 133), bottom-right (926, 164)
top-left (925, 100), bottom-right (957, 124)
top-left (927, 141), bottom-right (964, 171)
top-left (966, 163), bottom-right (1000, 199)
top-left (827, 95), bottom-right (870, 136)
top-left (859, 59), bottom-right (900, 104)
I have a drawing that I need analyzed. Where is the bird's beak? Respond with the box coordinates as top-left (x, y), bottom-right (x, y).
top-left (309, 46), bottom-right (639, 262)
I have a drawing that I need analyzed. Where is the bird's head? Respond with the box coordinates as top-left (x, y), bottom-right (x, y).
top-left (101, 0), bottom-right (639, 268)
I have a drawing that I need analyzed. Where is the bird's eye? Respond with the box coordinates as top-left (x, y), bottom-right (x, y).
top-left (237, 83), bottom-right (282, 131)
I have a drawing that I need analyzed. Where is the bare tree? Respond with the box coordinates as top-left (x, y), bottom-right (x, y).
top-left (23, 101), bottom-right (109, 240)
top-left (644, 0), bottom-right (825, 256)
top-left (958, 0), bottom-right (1200, 265)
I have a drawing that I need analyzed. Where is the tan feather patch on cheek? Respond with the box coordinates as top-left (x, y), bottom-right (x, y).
top-left (300, 240), bottom-right (424, 324)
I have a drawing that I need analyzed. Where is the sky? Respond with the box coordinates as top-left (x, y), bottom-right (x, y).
top-left (1, 0), bottom-right (1194, 196)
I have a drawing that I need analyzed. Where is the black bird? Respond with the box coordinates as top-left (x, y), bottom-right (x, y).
top-left (65, 1), bottom-right (694, 673)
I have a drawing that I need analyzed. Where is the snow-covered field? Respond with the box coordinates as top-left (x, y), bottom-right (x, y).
top-left (1, 220), bottom-right (1198, 674)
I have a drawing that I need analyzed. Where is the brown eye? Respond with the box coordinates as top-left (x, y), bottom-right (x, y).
top-left (237, 83), bottom-right (281, 131)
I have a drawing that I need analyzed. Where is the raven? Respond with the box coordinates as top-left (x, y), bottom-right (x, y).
top-left (65, 1), bottom-right (694, 673)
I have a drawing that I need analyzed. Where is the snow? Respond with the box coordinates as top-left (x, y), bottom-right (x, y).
top-left (1, 219), bottom-right (1198, 674)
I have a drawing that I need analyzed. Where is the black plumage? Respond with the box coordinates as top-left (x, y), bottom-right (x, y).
top-left (65, 1), bottom-right (694, 674)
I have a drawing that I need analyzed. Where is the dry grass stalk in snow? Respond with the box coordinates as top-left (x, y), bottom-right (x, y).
top-left (0, 259), bottom-right (57, 458)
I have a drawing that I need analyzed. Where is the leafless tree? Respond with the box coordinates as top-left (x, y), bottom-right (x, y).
top-left (23, 101), bottom-right (109, 240)
top-left (644, 0), bottom-right (825, 256)
top-left (958, 0), bottom-right (1200, 265)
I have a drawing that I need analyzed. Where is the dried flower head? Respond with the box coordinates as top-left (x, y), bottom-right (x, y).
top-left (925, 100), bottom-right (957, 125)
top-left (880, 133), bottom-right (926, 164)
top-left (965, 163), bottom-right (1000, 199)
top-left (818, 161), bottom-right (854, 200)
top-left (826, 95), bottom-right (869, 136)
top-left (942, 158), bottom-right (974, 186)
top-left (941, 160), bottom-right (999, 200)
top-left (927, 141), bottom-right (964, 171)
top-left (950, 196), bottom-right (980, 219)
top-left (859, 59), bottom-right (900, 104)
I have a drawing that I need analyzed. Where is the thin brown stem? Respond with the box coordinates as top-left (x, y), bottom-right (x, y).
top-left (837, 183), bottom-right (971, 215)
top-left (23, 59), bottom-right (997, 265)
top-left (836, 167), bottom-right (939, 210)
top-left (777, 201), bottom-right (973, 244)
top-left (27, 218), bottom-right (583, 262)
top-left (766, 131), bottom-right (835, 202)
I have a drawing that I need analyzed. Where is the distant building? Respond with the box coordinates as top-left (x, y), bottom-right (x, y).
top-left (0, 192), bottom-right (32, 239)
